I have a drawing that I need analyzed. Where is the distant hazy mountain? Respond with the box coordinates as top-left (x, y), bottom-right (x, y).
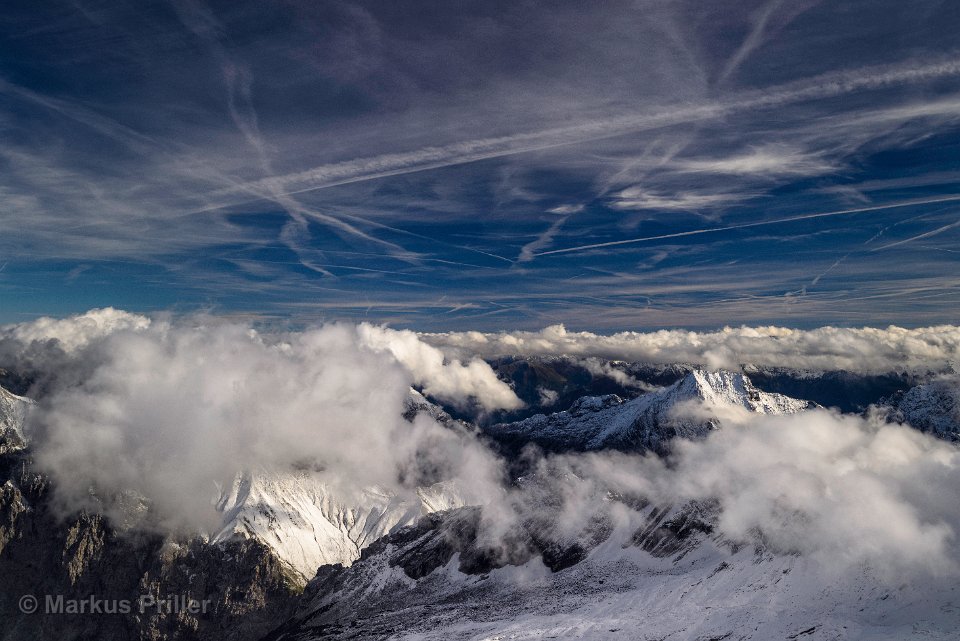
top-left (477, 357), bottom-right (693, 423)
top-left (742, 365), bottom-right (921, 413)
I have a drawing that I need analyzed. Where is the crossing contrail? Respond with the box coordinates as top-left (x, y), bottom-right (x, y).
top-left (534, 194), bottom-right (960, 257)
top-left (205, 57), bottom-right (960, 204)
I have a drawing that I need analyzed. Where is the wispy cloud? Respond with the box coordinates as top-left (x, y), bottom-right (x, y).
top-left (716, 0), bottom-right (822, 85)
top-left (169, 0), bottom-right (418, 273)
top-left (674, 145), bottom-right (835, 177)
top-left (609, 188), bottom-right (748, 211)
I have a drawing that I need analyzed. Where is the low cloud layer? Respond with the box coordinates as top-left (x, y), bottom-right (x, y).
top-left (422, 324), bottom-right (960, 373)
top-left (1, 310), bottom-right (515, 530)
top-left (2, 309), bottom-right (958, 583)
top-left (659, 405), bottom-right (959, 578)
top-left (490, 404), bottom-right (960, 581)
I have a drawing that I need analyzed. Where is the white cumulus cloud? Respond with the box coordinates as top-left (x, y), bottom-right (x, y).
top-left (6, 307), bottom-right (151, 352)
top-left (357, 324), bottom-right (522, 412)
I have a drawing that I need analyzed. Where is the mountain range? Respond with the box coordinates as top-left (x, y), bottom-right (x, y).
top-left (485, 369), bottom-right (814, 455)
top-left (0, 364), bottom-right (957, 640)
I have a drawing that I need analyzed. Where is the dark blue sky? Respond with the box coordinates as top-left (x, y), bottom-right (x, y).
top-left (2, 0), bottom-right (960, 330)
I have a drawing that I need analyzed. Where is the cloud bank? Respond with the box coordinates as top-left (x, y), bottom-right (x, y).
top-left (488, 404), bottom-right (960, 581)
top-left (1, 310), bottom-right (516, 530)
top-left (2, 309), bottom-right (959, 583)
top-left (422, 324), bottom-right (960, 373)
top-left (659, 405), bottom-right (959, 578)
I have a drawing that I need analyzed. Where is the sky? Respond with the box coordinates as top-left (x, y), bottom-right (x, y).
top-left (1, 0), bottom-right (960, 330)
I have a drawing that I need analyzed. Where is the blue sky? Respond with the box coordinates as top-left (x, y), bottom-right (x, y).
top-left (1, 0), bottom-right (959, 330)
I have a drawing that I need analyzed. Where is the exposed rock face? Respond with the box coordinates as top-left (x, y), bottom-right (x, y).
top-left (0, 445), bottom-right (302, 641)
top-left (261, 492), bottom-right (960, 641)
top-left (0, 386), bottom-right (31, 455)
top-left (0, 389), bottom-right (299, 640)
top-left (887, 377), bottom-right (960, 441)
top-left (629, 500), bottom-right (719, 559)
top-left (259, 500), bottom-right (722, 641)
top-left (486, 369), bottom-right (813, 455)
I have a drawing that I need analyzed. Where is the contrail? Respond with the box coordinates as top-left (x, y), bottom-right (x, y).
top-left (171, 0), bottom-right (417, 265)
top-left (871, 218), bottom-right (960, 251)
top-left (534, 194), bottom-right (960, 257)
top-left (206, 57), bottom-right (960, 202)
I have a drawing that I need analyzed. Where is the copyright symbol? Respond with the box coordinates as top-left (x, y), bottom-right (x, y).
top-left (19, 594), bottom-right (38, 614)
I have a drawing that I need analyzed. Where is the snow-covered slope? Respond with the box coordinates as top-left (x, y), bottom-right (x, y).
top-left (212, 471), bottom-right (466, 583)
top-left (0, 384), bottom-right (32, 453)
top-left (209, 388), bottom-right (472, 583)
top-left (264, 503), bottom-right (960, 641)
top-left (403, 388), bottom-right (460, 425)
top-left (487, 369), bottom-right (813, 454)
top-left (890, 377), bottom-right (960, 441)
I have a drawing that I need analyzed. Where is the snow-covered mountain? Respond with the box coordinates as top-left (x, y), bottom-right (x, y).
top-left (0, 384), bottom-right (471, 640)
top-left (887, 377), bottom-right (960, 441)
top-left (213, 471), bottom-right (466, 583)
top-left (206, 389), bottom-right (473, 583)
top-left (5, 372), bottom-right (958, 641)
top-left (403, 388), bottom-right (463, 425)
top-left (486, 369), bottom-right (813, 454)
top-left (479, 356), bottom-right (919, 425)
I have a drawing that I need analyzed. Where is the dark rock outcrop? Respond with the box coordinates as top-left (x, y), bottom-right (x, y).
top-left (0, 445), bottom-right (301, 641)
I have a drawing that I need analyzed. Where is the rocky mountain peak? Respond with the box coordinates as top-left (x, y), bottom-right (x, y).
top-left (486, 369), bottom-right (812, 455)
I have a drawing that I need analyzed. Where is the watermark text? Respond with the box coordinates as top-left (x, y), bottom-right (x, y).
top-left (18, 593), bottom-right (212, 616)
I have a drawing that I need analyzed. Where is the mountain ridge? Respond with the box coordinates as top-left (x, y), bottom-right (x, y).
top-left (485, 369), bottom-right (814, 455)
